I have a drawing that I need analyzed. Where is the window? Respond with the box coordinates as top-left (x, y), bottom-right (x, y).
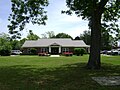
top-left (41, 48), bottom-right (48, 53)
top-left (62, 48), bottom-right (69, 52)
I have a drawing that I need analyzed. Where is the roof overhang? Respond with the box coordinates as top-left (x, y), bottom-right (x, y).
top-left (49, 43), bottom-right (61, 46)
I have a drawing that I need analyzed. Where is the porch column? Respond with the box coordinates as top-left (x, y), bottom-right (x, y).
top-left (49, 46), bottom-right (51, 53)
top-left (59, 46), bottom-right (61, 53)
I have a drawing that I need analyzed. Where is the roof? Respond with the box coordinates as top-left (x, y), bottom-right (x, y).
top-left (22, 38), bottom-right (90, 48)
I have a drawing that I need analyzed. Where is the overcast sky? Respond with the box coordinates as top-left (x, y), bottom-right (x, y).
top-left (0, 0), bottom-right (89, 38)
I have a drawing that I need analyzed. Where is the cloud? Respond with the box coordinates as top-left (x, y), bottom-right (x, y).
top-left (60, 15), bottom-right (83, 23)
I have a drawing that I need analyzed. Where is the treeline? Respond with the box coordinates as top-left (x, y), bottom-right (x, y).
top-left (0, 29), bottom-right (118, 56)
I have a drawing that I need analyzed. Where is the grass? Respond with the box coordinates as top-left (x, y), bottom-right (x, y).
top-left (0, 55), bottom-right (120, 90)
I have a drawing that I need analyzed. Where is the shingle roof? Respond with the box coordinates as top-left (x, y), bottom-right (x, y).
top-left (22, 38), bottom-right (90, 48)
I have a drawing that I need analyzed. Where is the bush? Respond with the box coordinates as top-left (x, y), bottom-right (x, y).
top-left (74, 48), bottom-right (86, 56)
top-left (74, 48), bottom-right (81, 56)
top-left (0, 43), bottom-right (12, 56)
top-left (30, 48), bottom-right (37, 55)
top-left (80, 48), bottom-right (86, 56)
top-left (0, 49), bottom-right (11, 56)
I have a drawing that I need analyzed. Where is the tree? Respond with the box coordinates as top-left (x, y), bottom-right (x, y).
top-left (0, 33), bottom-right (12, 56)
top-left (79, 30), bottom-right (91, 45)
top-left (8, 0), bottom-right (49, 38)
top-left (20, 38), bottom-right (27, 47)
top-left (55, 33), bottom-right (73, 39)
top-left (41, 31), bottom-right (55, 38)
top-left (74, 48), bottom-right (81, 56)
top-left (79, 29), bottom-right (114, 50)
top-left (64, 0), bottom-right (120, 69)
top-left (74, 48), bottom-right (86, 56)
top-left (74, 36), bottom-right (80, 40)
top-left (27, 30), bottom-right (40, 40)
top-left (29, 48), bottom-right (37, 55)
top-left (101, 27), bottom-right (113, 50)
top-left (10, 40), bottom-right (21, 50)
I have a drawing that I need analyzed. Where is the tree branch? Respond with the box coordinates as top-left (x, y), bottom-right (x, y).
top-left (98, 0), bottom-right (109, 14)
top-left (99, 0), bottom-right (109, 8)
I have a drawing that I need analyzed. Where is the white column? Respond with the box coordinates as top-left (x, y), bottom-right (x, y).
top-left (118, 40), bottom-right (120, 47)
top-left (59, 46), bottom-right (61, 53)
top-left (49, 46), bottom-right (51, 53)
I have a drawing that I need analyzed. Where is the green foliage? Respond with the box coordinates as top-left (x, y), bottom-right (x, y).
top-left (10, 40), bottom-right (21, 50)
top-left (64, 0), bottom-right (120, 21)
top-left (8, 0), bottom-right (49, 38)
top-left (74, 48), bottom-right (81, 56)
top-left (19, 38), bottom-right (27, 46)
top-left (64, 0), bottom-right (120, 36)
top-left (74, 36), bottom-right (80, 40)
top-left (79, 30), bottom-right (91, 45)
top-left (27, 30), bottom-right (40, 40)
top-left (63, 0), bottom-right (95, 19)
top-left (74, 48), bottom-right (86, 56)
top-left (0, 43), bottom-right (12, 56)
top-left (101, 27), bottom-right (114, 50)
top-left (0, 33), bottom-right (12, 56)
top-left (80, 48), bottom-right (86, 56)
top-left (103, 0), bottom-right (120, 22)
top-left (79, 29), bottom-right (116, 50)
top-left (55, 33), bottom-right (73, 39)
top-left (46, 31), bottom-right (55, 38)
top-left (30, 48), bottom-right (37, 55)
top-left (41, 32), bottom-right (73, 39)
top-left (41, 31), bottom-right (55, 38)
top-left (64, 0), bottom-right (120, 62)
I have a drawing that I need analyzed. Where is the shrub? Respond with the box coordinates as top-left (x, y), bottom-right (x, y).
top-left (74, 48), bottom-right (81, 56)
top-left (0, 49), bottom-right (11, 56)
top-left (74, 48), bottom-right (86, 56)
top-left (80, 48), bottom-right (86, 56)
top-left (30, 48), bottom-right (37, 55)
top-left (0, 43), bottom-right (12, 56)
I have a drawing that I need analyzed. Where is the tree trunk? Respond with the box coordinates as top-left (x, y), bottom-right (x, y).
top-left (87, 10), bottom-right (102, 69)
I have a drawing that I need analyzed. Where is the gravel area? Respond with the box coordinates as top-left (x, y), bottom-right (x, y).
top-left (92, 76), bottom-right (120, 86)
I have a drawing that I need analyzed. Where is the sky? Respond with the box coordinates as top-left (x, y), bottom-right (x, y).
top-left (0, 0), bottom-right (89, 39)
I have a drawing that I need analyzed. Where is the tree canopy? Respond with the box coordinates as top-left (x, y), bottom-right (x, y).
top-left (41, 31), bottom-right (55, 38)
top-left (55, 33), bottom-right (73, 39)
top-left (64, 0), bottom-right (120, 69)
top-left (0, 33), bottom-right (12, 56)
top-left (79, 30), bottom-right (115, 50)
top-left (79, 30), bottom-right (91, 45)
top-left (27, 30), bottom-right (40, 40)
top-left (8, 0), bottom-right (49, 38)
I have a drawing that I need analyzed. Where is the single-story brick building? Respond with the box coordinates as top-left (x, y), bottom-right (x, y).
top-left (22, 38), bottom-right (90, 55)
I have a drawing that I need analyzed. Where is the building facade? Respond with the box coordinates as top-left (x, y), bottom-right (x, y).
top-left (22, 38), bottom-right (90, 54)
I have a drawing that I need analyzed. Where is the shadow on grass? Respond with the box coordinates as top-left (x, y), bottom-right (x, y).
top-left (0, 63), bottom-right (120, 90)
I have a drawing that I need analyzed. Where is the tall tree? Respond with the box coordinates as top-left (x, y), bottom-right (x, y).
top-left (0, 33), bottom-right (12, 56)
top-left (46, 31), bottom-right (56, 38)
top-left (20, 38), bottom-right (27, 46)
top-left (55, 33), bottom-right (73, 39)
top-left (64, 0), bottom-right (120, 69)
top-left (41, 31), bottom-right (55, 38)
top-left (8, 0), bottom-right (48, 38)
top-left (79, 29), bottom-right (114, 50)
top-left (79, 30), bottom-right (91, 45)
top-left (10, 40), bottom-right (21, 50)
top-left (101, 27), bottom-right (114, 50)
top-left (27, 30), bottom-right (40, 40)
top-left (74, 36), bottom-right (81, 40)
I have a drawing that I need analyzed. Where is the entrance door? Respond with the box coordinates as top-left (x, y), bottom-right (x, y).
top-left (51, 47), bottom-right (59, 54)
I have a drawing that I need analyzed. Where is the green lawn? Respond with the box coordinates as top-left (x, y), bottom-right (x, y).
top-left (0, 55), bottom-right (120, 90)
